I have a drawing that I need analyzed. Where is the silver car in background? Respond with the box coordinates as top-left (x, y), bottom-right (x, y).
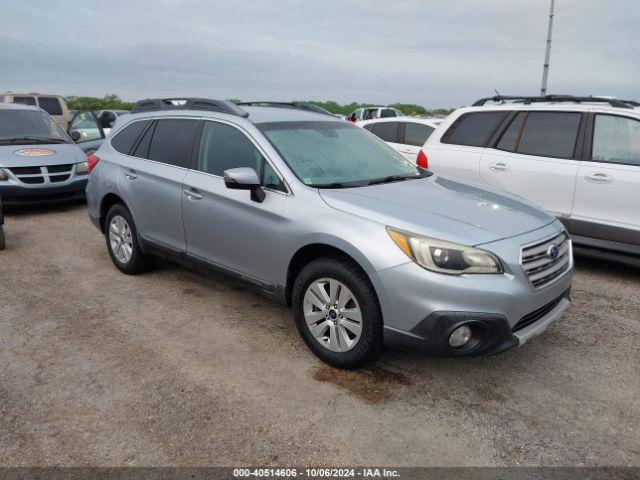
top-left (86, 98), bottom-right (573, 368)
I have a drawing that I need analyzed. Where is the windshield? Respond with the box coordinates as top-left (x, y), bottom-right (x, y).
top-left (0, 109), bottom-right (69, 145)
top-left (259, 121), bottom-right (428, 187)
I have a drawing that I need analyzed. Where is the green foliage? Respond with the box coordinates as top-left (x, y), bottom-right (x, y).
top-left (65, 94), bottom-right (134, 111)
top-left (64, 95), bottom-right (454, 117)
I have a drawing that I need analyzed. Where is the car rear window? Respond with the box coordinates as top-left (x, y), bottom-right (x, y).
top-left (441, 111), bottom-right (508, 147)
top-left (111, 120), bottom-right (151, 155)
top-left (516, 112), bottom-right (581, 159)
top-left (147, 119), bottom-right (198, 168)
top-left (370, 122), bottom-right (399, 143)
top-left (404, 122), bottom-right (435, 147)
top-left (37, 97), bottom-right (63, 116)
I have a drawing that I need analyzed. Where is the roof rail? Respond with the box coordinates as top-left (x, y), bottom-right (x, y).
top-left (620, 99), bottom-right (640, 107)
top-left (236, 101), bottom-right (334, 116)
top-left (130, 98), bottom-right (249, 117)
top-left (472, 94), bottom-right (633, 109)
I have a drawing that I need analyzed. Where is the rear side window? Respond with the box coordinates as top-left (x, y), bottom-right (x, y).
top-left (496, 112), bottom-right (526, 151)
top-left (111, 120), bottom-right (150, 155)
top-left (404, 122), bottom-right (434, 147)
top-left (132, 121), bottom-right (155, 158)
top-left (148, 119), bottom-right (198, 168)
top-left (517, 112), bottom-right (581, 159)
top-left (441, 111), bottom-right (508, 147)
top-left (370, 122), bottom-right (399, 143)
top-left (12, 96), bottom-right (36, 106)
top-left (38, 97), bottom-right (63, 115)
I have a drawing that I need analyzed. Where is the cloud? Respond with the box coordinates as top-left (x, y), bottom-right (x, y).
top-left (1, 0), bottom-right (638, 107)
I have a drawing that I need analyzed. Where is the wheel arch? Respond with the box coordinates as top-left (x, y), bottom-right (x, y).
top-left (284, 241), bottom-right (377, 307)
top-left (99, 192), bottom-right (133, 233)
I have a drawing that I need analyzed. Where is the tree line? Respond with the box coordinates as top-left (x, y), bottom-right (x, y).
top-left (66, 94), bottom-right (453, 117)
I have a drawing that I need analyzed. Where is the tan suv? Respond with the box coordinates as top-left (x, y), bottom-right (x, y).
top-left (1, 93), bottom-right (71, 130)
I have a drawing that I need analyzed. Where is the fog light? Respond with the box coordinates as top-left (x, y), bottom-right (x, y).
top-left (449, 325), bottom-right (472, 348)
top-left (0, 169), bottom-right (8, 181)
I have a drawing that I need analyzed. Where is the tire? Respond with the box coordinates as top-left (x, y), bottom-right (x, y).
top-left (104, 203), bottom-right (153, 275)
top-left (292, 256), bottom-right (383, 369)
top-left (0, 226), bottom-right (5, 251)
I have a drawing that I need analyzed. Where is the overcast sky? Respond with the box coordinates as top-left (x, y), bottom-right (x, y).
top-left (1, 0), bottom-right (638, 108)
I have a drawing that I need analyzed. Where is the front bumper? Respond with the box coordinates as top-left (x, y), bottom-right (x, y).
top-left (383, 289), bottom-right (571, 356)
top-left (372, 221), bottom-right (573, 356)
top-left (0, 178), bottom-right (87, 205)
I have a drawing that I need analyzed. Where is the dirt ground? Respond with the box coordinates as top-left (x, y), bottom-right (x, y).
top-left (0, 203), bottom-right (638, 466)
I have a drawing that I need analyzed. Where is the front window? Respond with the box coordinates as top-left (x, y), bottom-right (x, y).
top-left (0, 109), bottom-right (69, 145)
top-left (592, 114), bottom-right (640, 166)
top-left (37, 97), bottom-right (63, 116)
top-left (259, 121), bottom-right (428, 188)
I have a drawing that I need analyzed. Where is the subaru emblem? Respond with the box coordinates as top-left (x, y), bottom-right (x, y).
top-left (546, 244), bottom-right (560, 259)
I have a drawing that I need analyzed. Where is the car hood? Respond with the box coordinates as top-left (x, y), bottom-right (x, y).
top-left (319, 175), bottom-right (555, 246)
top-left (0, 143), bottom-right (84, 168)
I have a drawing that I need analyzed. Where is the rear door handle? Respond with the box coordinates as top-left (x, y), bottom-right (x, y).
top-left (183, 187), bottom-right (202, 201)
top-left (489, 162), bottom-right (511, 172)
top-left (585, 172), bottom-right (613, 184)
top-left (124, 170), bottom-right (137, 180)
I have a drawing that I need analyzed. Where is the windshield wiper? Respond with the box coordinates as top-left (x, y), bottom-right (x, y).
top-left (309, 181), bottom-right (356, 189)
top-left (0, 136), bottom-right (68, 145)
top-left (367, 174), bottom-right (416, 185)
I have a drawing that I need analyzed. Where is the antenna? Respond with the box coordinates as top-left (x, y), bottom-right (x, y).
top-left (540, 0), bottom-right (555, 95)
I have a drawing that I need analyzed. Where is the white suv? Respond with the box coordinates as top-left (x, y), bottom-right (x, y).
top-left (347, 107), bottom-right (403, 124)
top-left (360, 117), bottom-right (440, 162)
top-left (422, 95), bottom-right (640, 266)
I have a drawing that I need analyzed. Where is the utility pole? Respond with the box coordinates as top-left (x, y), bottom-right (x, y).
top-left (540, 0), bottom-right (555, 96)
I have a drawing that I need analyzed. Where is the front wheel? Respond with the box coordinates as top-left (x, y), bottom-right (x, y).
top-left (292, 257), bottom-right (383, 369)
top-left (0, 226), bottom-right (5, 250)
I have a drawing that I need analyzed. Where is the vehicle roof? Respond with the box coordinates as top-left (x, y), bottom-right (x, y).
top-left (3, 92), bottom-right (63, 98)
top-left (0, 102), bottom-right (40, 111)
top-left (360, 116), bottom-right (440, 127)
top-left (457, 102), bottom-right (640, 115)
top-left (124, 105), bottom-right (342, 124)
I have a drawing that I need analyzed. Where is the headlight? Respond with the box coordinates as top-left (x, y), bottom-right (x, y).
top-left (387, 227), bottom-right (503, 274)
top-left (0, 168), bottom-right (8, 181)
top-left (76, 161), bottom-right (89, 175)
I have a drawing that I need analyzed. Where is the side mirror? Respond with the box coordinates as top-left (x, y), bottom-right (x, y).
top-left (70, 130), bottom-right (81, 142)
top-left (223, 167), bottom-right (265, 203)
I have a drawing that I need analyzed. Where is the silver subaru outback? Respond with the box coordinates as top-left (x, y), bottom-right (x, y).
top-left (86, 98), bottom-right (573, 368)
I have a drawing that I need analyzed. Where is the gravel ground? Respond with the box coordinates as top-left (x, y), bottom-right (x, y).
top-left (0, 203), bottom-right (638, 467)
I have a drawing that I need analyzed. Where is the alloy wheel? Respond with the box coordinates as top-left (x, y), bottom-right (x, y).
top-left (303, 278), bottom-right (363, 353)
top-left (108, 215), bottom-right (133, 264)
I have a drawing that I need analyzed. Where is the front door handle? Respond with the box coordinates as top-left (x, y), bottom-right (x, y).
top-left (585, 172), bottom-right (613, 184)
top-left (124, 170), bottom-right (137, 180)
top-left (183, 188), bottom-right (203, 201)
top-left (489, 162), bottom-right (511, 172)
